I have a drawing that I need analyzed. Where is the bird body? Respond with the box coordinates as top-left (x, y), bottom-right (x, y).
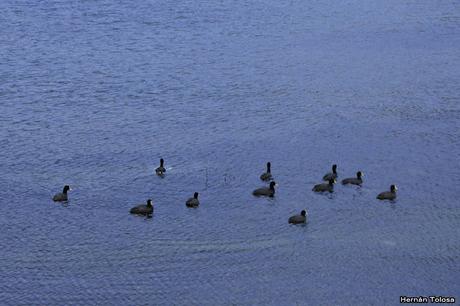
top-left (313, 179), bottom-right (335, 193)
top-left (288, 210), bottom-right (307, 224)
top-left (323, 164), bottom-right (338, 181)
top-left (52, 193), bottom-right (67, 202)
top-left (260, 172), bottom-right (272, 181)
top-left (130, 199), bottom-right (154, 215)
top-left (155, 158), bottom-right (166, 176)
top-left (186, 192), bottom-right (200, 208)
top-left (253, 181), bottom-right (276, 197)
top-left (53, 185), bottom-right (70, 202)
top-left (342, 171), bottom-right (363, 186)
top-left (260, 162), bottom-right (272, 181)
top-left (377, 185), bottom-right (397, 200)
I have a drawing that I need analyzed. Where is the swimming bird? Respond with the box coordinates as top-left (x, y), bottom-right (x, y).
top-left (253, 181), bottom-right (276, 197)
top-left (288, 210), bottom-right (307, 224)
top-left (342, 171), bottom-right (363, 186)
top-left (53, 185), bottom-right (70, 202)
top-left (323, 164), bottom-right (338, 181)
top-left (130, 199), bottom-right (154, 215)
top-left (313, 179), bottom-right (335, 193)
top-left (377, 185), bottom-right (397, 200)
top-left (186, 192), bottom-right (200, 208)
top-left (155, 158), bottom-right (166, 176)
top-left (260, 162), bottom-right (273, 181)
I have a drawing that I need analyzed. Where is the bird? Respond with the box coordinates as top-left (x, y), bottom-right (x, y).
top-left (253, 181), bottom-right (276, 197)
top-left (186, 192), bottom-right (200, 208)
top-left (155, 158), bottom-right (166, 176)
top-left (288, 210), bottom-right (307, 224)
top-left (53, 185), bottom-right (70, 202)
top-left (342, 171), bottom-right (363, 186)
top-left (260, 162), bottom-right (273, 181)
top-left (377, 185), bottom-right (398, 200)
top-left (130, 199), bottom-right (154, 215)
top-left (313, 179), bottom-right (335, 193)
top-left (323, 164), bottom-right (338, 181)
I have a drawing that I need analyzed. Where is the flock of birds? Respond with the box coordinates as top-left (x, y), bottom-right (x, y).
top-left (52, 158), bottom-right (398, 224)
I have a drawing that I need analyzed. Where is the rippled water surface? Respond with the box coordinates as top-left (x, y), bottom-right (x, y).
top-left (1, 0), bottom-right (460, 305)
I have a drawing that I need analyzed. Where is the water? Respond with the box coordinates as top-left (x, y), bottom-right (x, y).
top-left (1, 0), bottom-right (459, 305)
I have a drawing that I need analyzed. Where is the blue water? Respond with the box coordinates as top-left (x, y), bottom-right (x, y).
top-left (1, 0), bottom-right (459, 305)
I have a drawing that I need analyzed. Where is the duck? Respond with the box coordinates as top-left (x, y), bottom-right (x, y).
top-left (155, 158), bottom-right (166, 176)
top-left (288, 210), bottom-right (307, 224)
top-left (313, 179), bottom-right (335, 193)
top-left (53, 185), bottom-right (70, 202)
top-left (260, 162), bottom-right (273, 181)
top-left (342, 171), bottom-right (363, 186)
top-left (130, 199), bottom-right (154, 215)
top-left (377, 185), bottom-right (397, 200)
top-left (323, 164), bottom-right (338, 181)
top-left (186, 192), bottom-right (200, 208)
top-left (252, 181), bottom-right (276, 197)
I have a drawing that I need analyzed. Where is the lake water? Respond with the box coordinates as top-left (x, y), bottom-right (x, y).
top-left (1, 0), bottom-right (459, 305)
